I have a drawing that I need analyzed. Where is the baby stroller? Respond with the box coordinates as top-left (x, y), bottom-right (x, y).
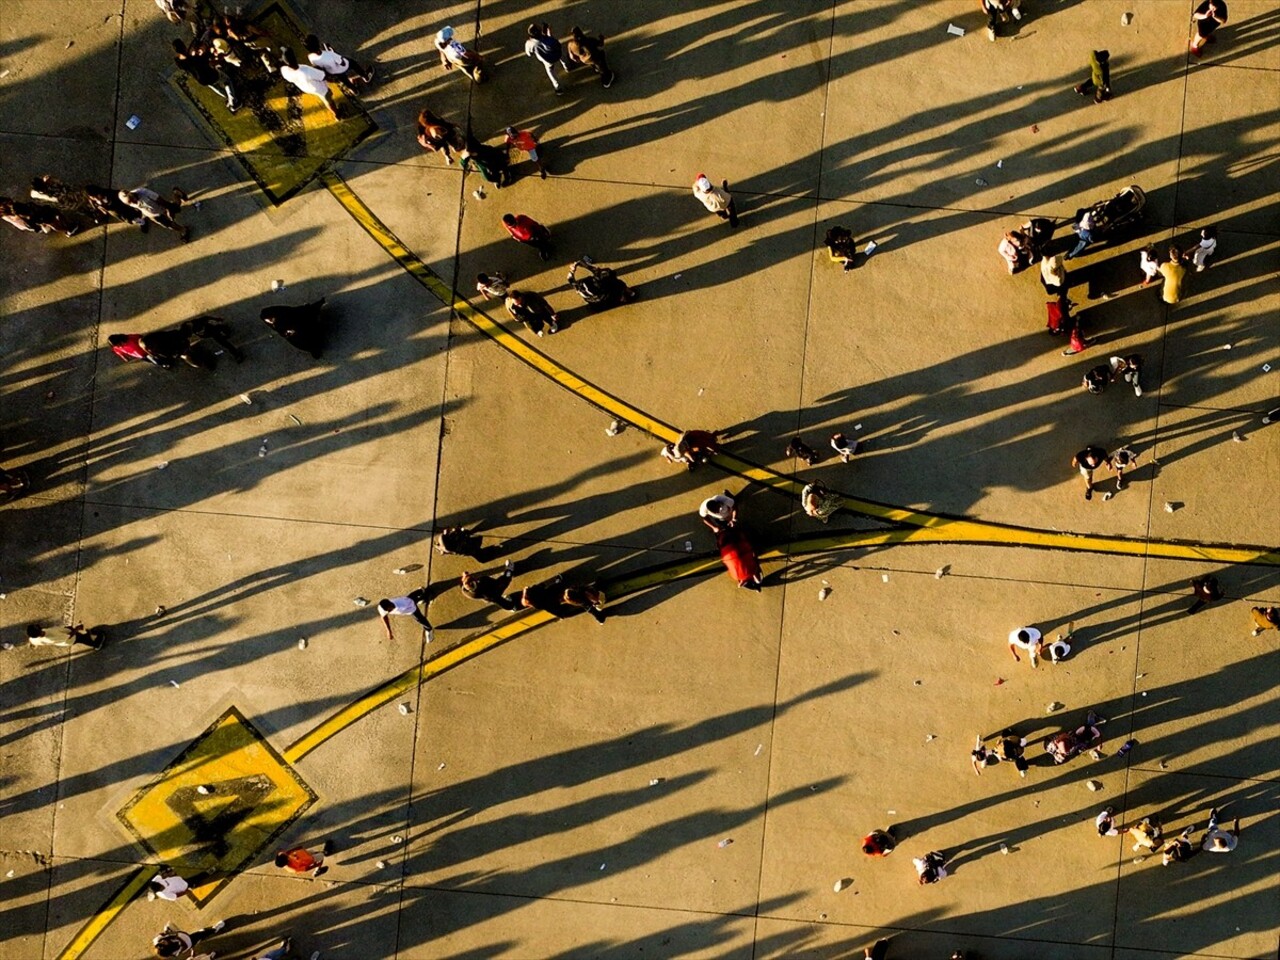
top-left (997, 217), bottom-right (1054, 274)
top-left (1075, 185), bottom-right (1146, 241)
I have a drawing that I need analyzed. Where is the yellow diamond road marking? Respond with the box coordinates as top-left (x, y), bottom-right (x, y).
top-left (116, 707), bottom-right (316, 907)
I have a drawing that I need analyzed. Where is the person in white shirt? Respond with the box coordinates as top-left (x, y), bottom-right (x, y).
top-left (1007, 627), bottom-right (1043, 667)
top-left (1201, 808), bottom-right (1239, 853)
top-left (147, 867), bottom-right (190, 901)
top-left (376, 588), bottom-right (434, 642)
top-left (304, 33), bottom-right (374, 85)
top-left (1191, 225), bottom-right (1217, 271)
top-left (278, 46), bottom-right (339, 118)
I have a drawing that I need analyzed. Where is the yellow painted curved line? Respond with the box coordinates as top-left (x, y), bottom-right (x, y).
top-left (55, 864), bottom-right (159, 960)
top-left (321, 172), bottom-right (1279, 568)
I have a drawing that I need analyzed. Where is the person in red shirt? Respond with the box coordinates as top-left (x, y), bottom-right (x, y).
top-left (501, 213), bottom-right (553, 261)
top-left (274, 840), bottom-right (332, 877)
top-left (504, 126), bottom-right (548, 179)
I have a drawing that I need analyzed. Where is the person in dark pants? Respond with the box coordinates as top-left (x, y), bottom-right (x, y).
top-left (505, 289), bottom-right (560, 337)
top-left (1073, 50), bottom-right (1111, 103)
top-left (1187, 575), bottom-right (1223, 615)
top-left (1072, 446), bottom-right (1111, 500)
top-left (562, 585), bottom-right (606, 624)
top-left (1, 465), bottom-right (31, 503)
top-left (520, 578), bottom-right (572, 617)
top-left (262, 300), bottom-right (326, 358)
top-left (152, 921), bottom-right (225, 958)
top-left (1189, 0), bottom-right (1228, 57)
top-left (435, 526), bottom-right (487, 559)
top-left (416, 109), bottom-right (465, 164)
top-left (502, 213), bottom-right (553, 260)
top-left (460, 134), bottom-right (510, 187)
top-left (377, 589), bottom-right (433, 641)
top-left (565, 26), bottom-right (615, 86)
top-left (182, 315), bottom-right (244, 363)
top-left (460, 565), bottom-right (519, 611)
top-left (693, 175), bottom-right (738, 228)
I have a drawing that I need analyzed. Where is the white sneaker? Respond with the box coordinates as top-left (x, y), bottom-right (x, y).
top-left (987, 26), bottom-right (996, 41)
top-left (1011, 7), bottom-right (1022, 19)
top-left (424, 629), bottom-right (433, 644)
top-left (212, 920), bottom-right (226, 933)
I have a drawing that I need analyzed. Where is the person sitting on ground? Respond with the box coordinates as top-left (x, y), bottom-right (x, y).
top-left (1129, 815), bottom-right (1163, 852)
top-left (0, 197), bottom-right (80, 237)
top-left (147, 866), bottom-right (190, 901)
top-left (1161, 827), bottom-right (1196, 866)
top-left (416, 109), bottom-right (465, 163)
top-left (913, 851), bottom-right (948, 884)
top-left (460, 565), bottom-right (518, 611)
top-left (434, 525), bottom-right (486, 559)
top-left (1, 465), bottom-right (31, 503)
top-left (567, 256), bottom-right (638, 307)
top-left (669, 429), bottom-right (720, 469)
top-left (824, 226), bottom-right (858, 271)
top-left (460, 133), bottom-right (511, 187)
top-left (118, 185), bottom-right (190, 241)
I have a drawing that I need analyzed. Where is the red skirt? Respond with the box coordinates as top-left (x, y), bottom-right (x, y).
top-left (717, 528), bottom-right (761, 585)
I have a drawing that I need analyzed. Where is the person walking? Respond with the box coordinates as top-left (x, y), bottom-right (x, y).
top-left (118, 186), bottom-right (190, 241)
top-left (152, 921), bottom-right (226, 958)
top-left (501, 212), bottom-right (553, 260)
top-left (1101, 445), bottom-right (1138, 500)
top-left (1250, 605), bottom-right (1280, 636)
top-left (981, 0), bottom-right (1023, 42)
top-left (262, 299), bottom-right (327, 359)
top-left (504, 289), bottom-right (560, 337)
top-left (376, 590), bottom-right (433, 641)
top-left (699, 491), bottom-right (738, 533)
top-left (279, 46), bottom-right (340, 119)
top-left (1072, 49), bottom-right (1111, 104)
top-left (25, 623), bottom-right (104, 651)
top-left (1129, 815), bottom-right (1162, 852)
top-left (475, 272), bottom-right (508, 300)
top-left (275, 840), bottom-right (332, 877)
top-left (434, 26), bottom-right (486, 82)
top-left (524, 22), bottom-right (565, 94)
top-left (800, 480), bottom-right (842, 523)
top-left (562, 584), bottom-right (607, 624)
top-left (1065, 207), bottom-right (1098, 260)
top-left (435, 526), bottom-right (487, 559)
top-left (1109, 354), bottom-right (1144, 397)
top-left (693, 174), bottom-right (739, 228)
top-left (785, 436), bottom-right (821, 465)
top-left (1158, 246), bottom-right (1187, 304)
top-left (830, 432), bottom-right (858, 461)
top-left (1072, 445), bottom-right (1111, 500)
top-left (1008, 627), bottom-right (1044, 667)
top-left (1187, 575), bottom-right (1223, 615)
top-left (459, 134), bottom-right (510, 187)
top-left (1138, 244), bottom-right (1161, 287)
top-left (416, 109), bottom-right (464, 164)
top-left (304, 33), bottom-right (374, 86)
top-left (1189, 0), bottom-right (1228, 57)
top-left (1040, 253), bottom-right (1067, 299)
top-left (1161, 826), bottom-right (1196, 865)
top-left (565, 25), bottom-right (615, 87)
top-left (251, 939), bottom-right (293, 960)
top-left (912, 851), bottom-right (948, 884)
top-left (824, 225), bottom-right (858, 271)
top-left (504, 126), bottom-right (548, 180)
top-left (1095, 806), bottom-right (1120, 837)
top-left (146, 866), bottom-right (190, 901)
top-left (861, 827), bottom-right (897, 857)
top-left (1201, 808), bottom-right (1239, 852)
top-left (460, 564), bottom-right (519, 611)
top-left (1190, 226), bottom-right (1218, 271)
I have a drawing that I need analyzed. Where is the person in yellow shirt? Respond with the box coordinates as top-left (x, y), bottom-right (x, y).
top-left (1158, 245), bottom-right (1187, 304)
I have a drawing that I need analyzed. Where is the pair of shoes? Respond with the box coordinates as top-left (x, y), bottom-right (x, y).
top-left (536, 328), bottom-right (545, 337)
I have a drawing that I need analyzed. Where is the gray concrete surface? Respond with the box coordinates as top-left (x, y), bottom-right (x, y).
top-left (1, 1), bottom-right (1277, 958)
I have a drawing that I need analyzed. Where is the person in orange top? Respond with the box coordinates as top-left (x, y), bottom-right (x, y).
top-left (504, 126), bottom-right (548, 179)
top-left (274, 840), bottom-right (332, 877)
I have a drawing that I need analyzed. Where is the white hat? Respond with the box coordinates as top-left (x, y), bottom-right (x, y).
top-left (693, 175), bottom-right (712, 192)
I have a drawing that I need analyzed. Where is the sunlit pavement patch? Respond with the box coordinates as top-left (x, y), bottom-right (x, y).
top-left (116, 707), bottom-right (316, 907)
top-left (169, 0), bottom-right (376, 206)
